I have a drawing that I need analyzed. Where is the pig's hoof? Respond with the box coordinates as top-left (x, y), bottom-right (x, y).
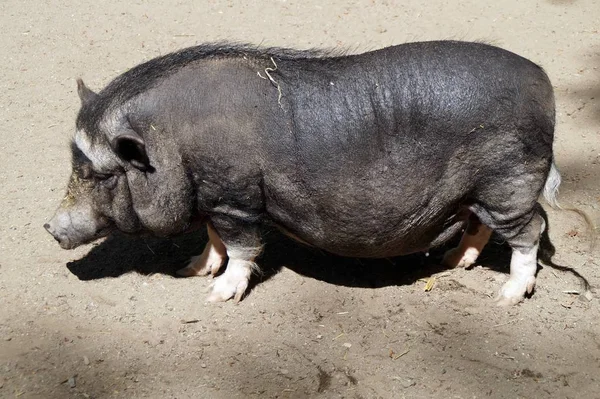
top-left (206, 262), bottom-right (252, 303)
top-left (176, 254), bottom-right (224, 277)
top-left (442, 247), bottom-right (477, 268)
top-left (495, 276), bottom-right (536, 306)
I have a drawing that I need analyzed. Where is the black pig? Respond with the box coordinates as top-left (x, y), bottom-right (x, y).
top-left (45, 41), bottom-right (560, 305)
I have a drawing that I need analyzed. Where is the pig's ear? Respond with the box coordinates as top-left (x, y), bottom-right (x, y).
top-left (76, 78), bottom-right (98, 106)
top-left (111, 131), bottom-right (152, 172)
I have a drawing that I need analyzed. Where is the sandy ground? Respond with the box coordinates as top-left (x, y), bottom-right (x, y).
top-left (1, 0), bottom-right (600, 398)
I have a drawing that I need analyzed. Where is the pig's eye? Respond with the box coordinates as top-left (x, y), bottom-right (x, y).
top-left (94, 172), bottom-right (118, 189)
top-left (93, 172), bottom-right (112, 180)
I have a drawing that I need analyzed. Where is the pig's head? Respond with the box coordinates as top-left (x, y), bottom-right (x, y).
top-left (45, 79), bottom-right (194, 249)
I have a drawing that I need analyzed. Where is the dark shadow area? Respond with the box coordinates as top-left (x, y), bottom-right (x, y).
top-left (67, 230), bottom-right (208, 280)
top-left (67, 226), bottom-right (518, 289)
top-left (254, 229), bottom-right (461, 289)
top-left (538, 204), bottom-right (594, 291)
top-left (66, 222), bottom-right (593, 293)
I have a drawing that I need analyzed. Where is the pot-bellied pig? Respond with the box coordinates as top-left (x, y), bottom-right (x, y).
top-left (45, 41), bottom-right (560, 306)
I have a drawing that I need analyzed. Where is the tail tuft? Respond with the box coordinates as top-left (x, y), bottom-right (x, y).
top-left (543, 161), bottom-right (561, 209)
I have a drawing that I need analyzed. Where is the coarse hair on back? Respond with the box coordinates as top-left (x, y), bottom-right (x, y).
top-left (76, 42), bottom-right (341, 136)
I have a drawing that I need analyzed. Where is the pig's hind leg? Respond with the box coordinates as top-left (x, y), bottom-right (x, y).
top-left (206, 216), bottom-right (263, 303)
top-left (469, 185), bottom-right (546, 306)
top-left (177, 223), bottom-right (227, 277)
top-left (492, 210), bottom-right (544, 306)
top-left (442, 213), bottom-right (492, 268)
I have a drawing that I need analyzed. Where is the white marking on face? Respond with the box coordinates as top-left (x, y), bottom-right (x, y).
top-left (74, 129), bottom-right (120, 172)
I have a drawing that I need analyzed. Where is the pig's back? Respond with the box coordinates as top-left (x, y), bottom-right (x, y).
top-left (259, 41), bottom-right (555, 257)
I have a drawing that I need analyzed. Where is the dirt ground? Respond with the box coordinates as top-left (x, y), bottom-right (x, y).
top-left (1, 0), bottom-right (599, 398)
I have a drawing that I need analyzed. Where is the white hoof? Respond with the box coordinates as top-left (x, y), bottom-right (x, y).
top-left (495, 276), bottom-right (536, 306)
top-left (206, 260), bottom-right (253, 303)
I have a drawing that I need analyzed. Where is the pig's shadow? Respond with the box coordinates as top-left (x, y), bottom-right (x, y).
top-left (66, 228), bottom-right (513, 288)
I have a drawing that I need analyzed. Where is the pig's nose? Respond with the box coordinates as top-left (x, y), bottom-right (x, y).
top-left (44, 222), bottom-right (58, 239)
top-left (44, 220), bottom-right (67, 246)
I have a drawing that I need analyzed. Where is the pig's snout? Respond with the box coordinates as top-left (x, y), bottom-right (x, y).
top-left (45, 211), bottom-right (78, 249)
top-left (45, 205), bottom-right (111, 249)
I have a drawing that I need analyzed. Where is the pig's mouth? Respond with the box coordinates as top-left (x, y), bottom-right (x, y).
top-left (57, 237), bottom-right (76, 250)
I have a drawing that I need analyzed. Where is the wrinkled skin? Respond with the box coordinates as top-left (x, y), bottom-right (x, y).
top-left (45, 78), bottom-right (196, 248)
top-left (45, 139), bottom-right (195, 249)
top-left (45, 144), bottom-right (142, 249)
top-left (46, 41), bottom-right (559, 305)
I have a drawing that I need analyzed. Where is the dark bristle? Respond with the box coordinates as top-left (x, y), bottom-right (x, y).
top-left (75, 42), bottom-right (343, 137)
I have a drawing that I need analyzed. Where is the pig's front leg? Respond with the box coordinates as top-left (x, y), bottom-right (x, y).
top-left (206, 216), bottom-right (263, 303)
top-left (177, 223), bottom-right (227, 277)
